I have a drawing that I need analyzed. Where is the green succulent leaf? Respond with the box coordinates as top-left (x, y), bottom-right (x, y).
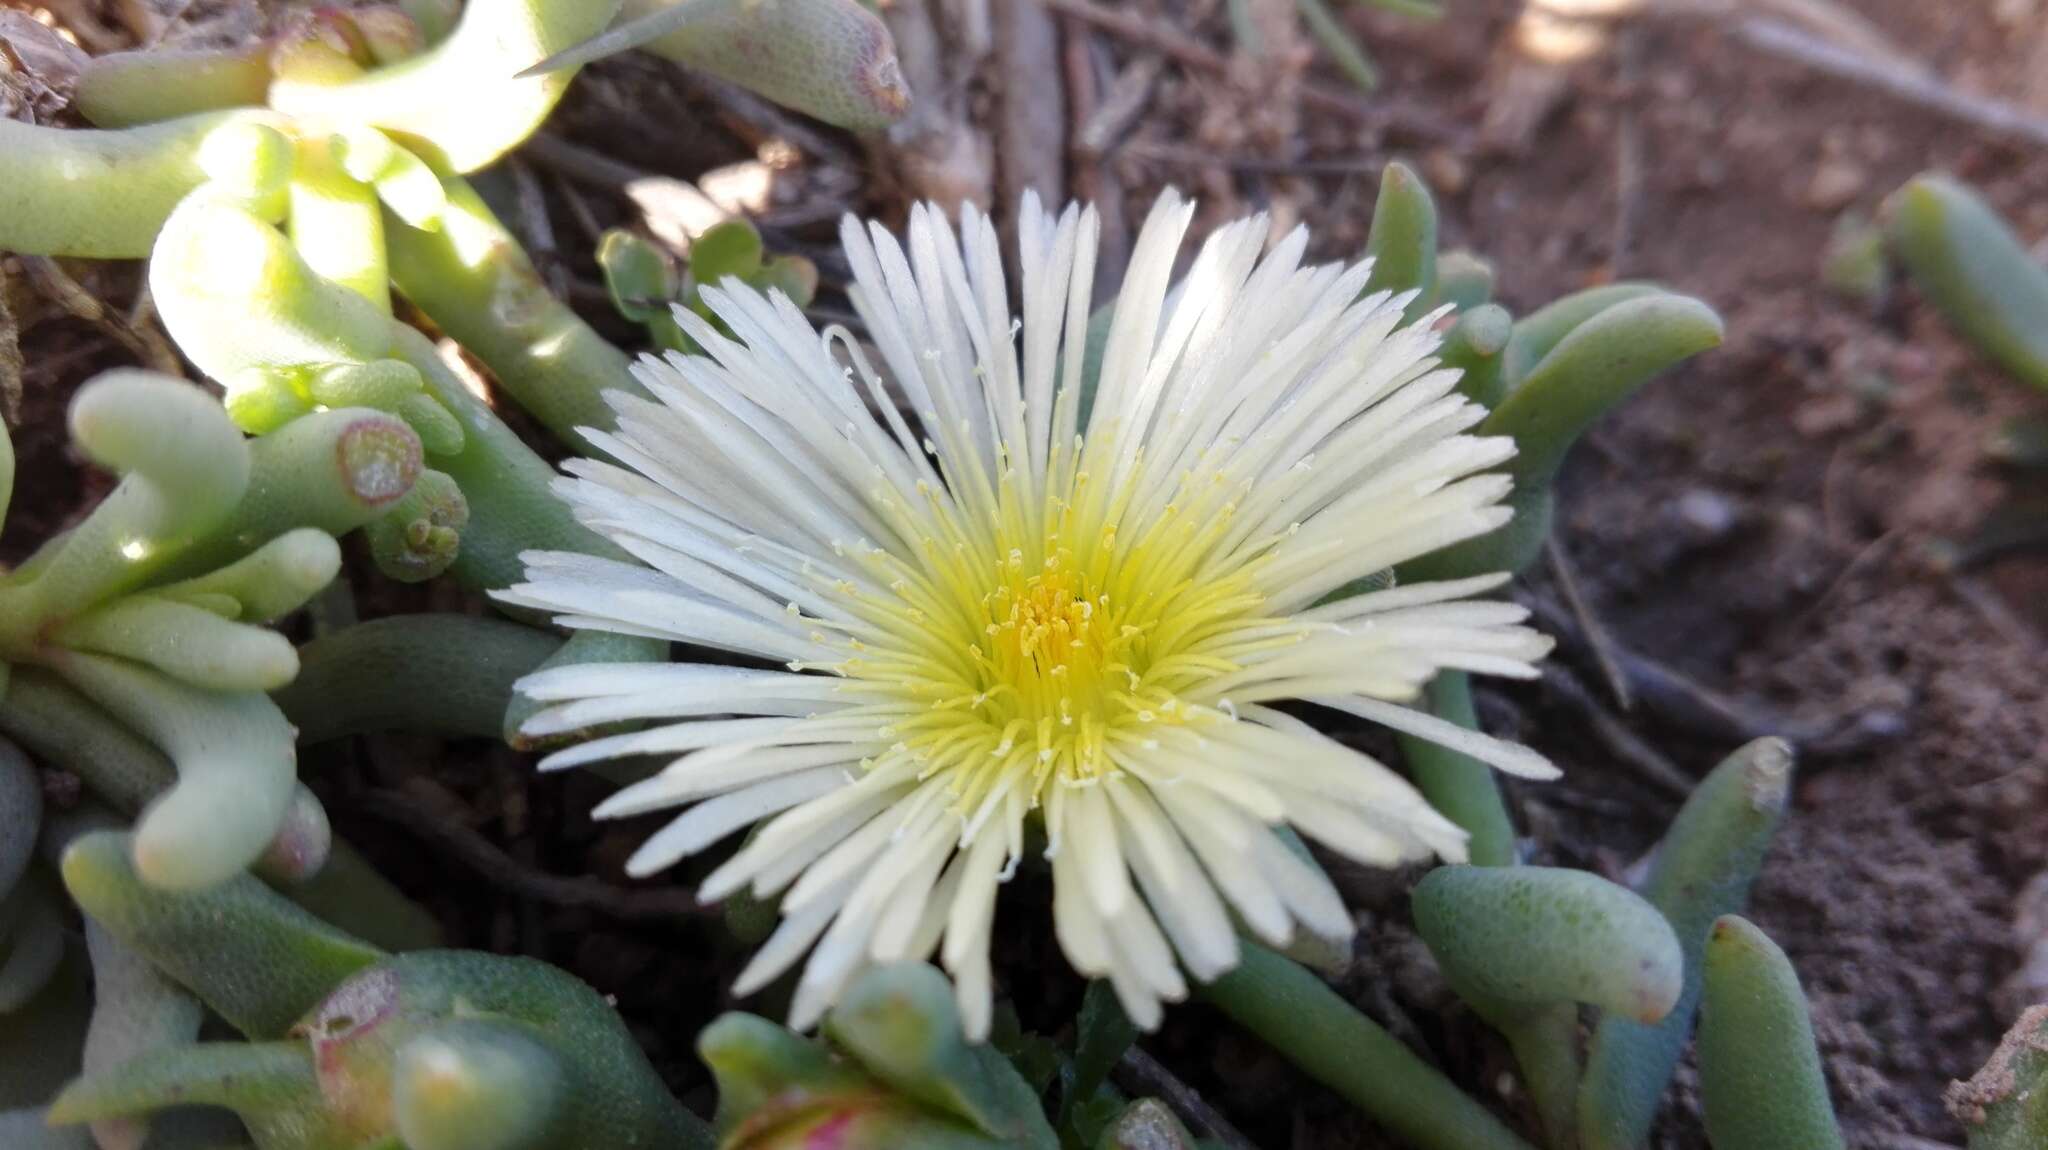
top-left (1886, 173), bottom-right (2048, 393)
top-left (1698, 916), bottom-right (1844, 1150)
top-left (1578, 739), bottom-right (1796, 1150)
top-left (1363, 162), bottom-right (1438, 320)
top-left (59, 831), bottom-right (384, 1038)
top-left (1414, 866), bottom-right (1683, 1022)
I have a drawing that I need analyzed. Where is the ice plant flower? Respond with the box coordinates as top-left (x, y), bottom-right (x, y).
top-left (499, 192), bottom-right (1557, 1039)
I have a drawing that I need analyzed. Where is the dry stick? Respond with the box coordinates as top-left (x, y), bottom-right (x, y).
top-left (1062, 20), bottom-right (1131, 301)
top-left (1522, 592), bottom-right (1781, 744)
top-left (1610, 26), bottom-right (1647, 279)
top-left (689, 73), bottom-right (858, 171)
top-left (1115, 1047), bottom-right (1259, 1150)
top-left (995, 0), bottom-right (1067, 208)
top-left (1120, 139), bottom-right (1397, 176)
top-left (354, 789), bottom-right (719, 921)
top-left (1077, 55), bottom-right (1162, 159)
top-left (1859, 1134), bottom-right (1964, 1150)
top-left (1525, 590), bottom-right (1904, 760)
top-left (19, 257), bottom-right (182, 377)
top-left (0, 262), bottom-right (22, 424)
top-left (41, 0), bottom-right (125, 52)
top-left (524, 133), bottom-right (671, 190)
top-left (1675, 0), bottom-right (1924, 76)
top-left (508, 159), bottom-right (568, 299)
top-left (1543, 535), bottom-right (1633, 712)
top-left (1041, 0), bottom-right (1373, 124)
top-left (1946, 570), bottom-right (2047, 658)
top-left (1541, 663), bottom-right (1695, 798)
top-left (1735, 16), bottom-right (2048, 150)
top-left (548, 172), bottom-right (607, 247)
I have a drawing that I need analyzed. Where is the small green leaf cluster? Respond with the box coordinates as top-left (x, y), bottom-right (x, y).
top-left (599, 221), bottom-right (820, 356)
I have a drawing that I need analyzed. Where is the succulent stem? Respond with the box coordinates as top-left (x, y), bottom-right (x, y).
top-left (54, 595), bottom-right (300, 693)
top-left (1499, 283), bottom-right (1661, 386)
top-left (0, 670), bottom-right (180, 817)
top-left (1198, 941), bottom-right (1537, 1150)
top-left (150, 195), bottom-right (393, 397)
top-left (1495, 1003), bottom-right (1582, 1150)
top-left (0, 374), bottom-right (249, 653)
top-left (287, 136), bottom-right (393, 312)
top-left (386, 325), bottom-right (669, 736)
top-left (273, 614), bottom-right (560, 744)
top-left (384, 171), bottom-right (646, 450)
top-left (386, 323), bottom-right (620, 592)
top-left (1577, 738), bottom-right (1795, 1150)
top-left (50, 654), bottom-right (297, 892)
top-left (332, 126), bottom-right (449, 229)
top-left (365, 469), bottom-right (469, 583)
top-left (74, 45), bottom-right (273, 129)
top-left (824, 964), bottom-right (1055, 1144)
top-left (48, 1041), bottom-right (319, 1126)
top-left (152, 407), bottom-right (423, 580)
top-left (1442, 304), bottom-right (1513, 410)
top-left (1408, 291), bottom-right (1724, 579)
top-left (79, 919), bottom-right (204, 1150)
top-left (150, 528), bottom-right (343, 624)
top-left (0, 671), bottom-right (433, 949)
top-left (1399, 672), bottom-right (1517, 867)
top-left (1433, 251), bottom-right (1497, 312)
top-left (0, 112), bottom-right (286, 258)
top-left (60, 831), bottom-right (384, 1038)
top-left (284, 843), bottom-right (445, 955)
top-left (269, 0), bottom-right (623, 173)
top-left (1489, 295), bottom-right (1726, 493)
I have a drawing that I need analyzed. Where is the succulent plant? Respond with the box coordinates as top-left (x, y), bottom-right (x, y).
top-left (1950, 1007), bottom-right (2048, 1150)
top-left (597, 221), bottom-right (820, 358)
top-left (701, 963), bottom-right (1057, 1150)
top-left (0, 5), bottom-right (913, 1144)
top-left (1885, 175), bottom-right (2048, 395)
top-left (46, 831), bottom-right (712, 1150)
top-left (1697, 916), bottom-right (1844, 1150)
top-left (0, 0), bottom-right (1858, 1135)
top-left (1880, 173), bottom-right (2048, 569)
top-left (0, 372), bottom-right (418, 895)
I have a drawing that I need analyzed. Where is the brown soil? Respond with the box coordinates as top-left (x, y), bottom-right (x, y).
top-left (7, 1), bottom-right (2048, 1148)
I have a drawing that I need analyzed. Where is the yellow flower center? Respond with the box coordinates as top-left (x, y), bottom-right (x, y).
top-left (980, 551), bottom-right (1137, 731)
top-left (820, 443), bottom-right (1307, 826)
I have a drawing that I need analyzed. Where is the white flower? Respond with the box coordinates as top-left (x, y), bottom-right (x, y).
top-left (499, 191), bottom-right (1556, 1040)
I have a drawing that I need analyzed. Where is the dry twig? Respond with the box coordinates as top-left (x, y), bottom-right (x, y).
top-left (1041, 0), bottom-right (1377, 126)
top-left (1542, 663), bottom-right (1696, 798)
top-left (356, 789), bottom-right (720, 922)
top-left (509, 160), bottom-right (568, 298)
top-left (1114, 1047), bottom-right (1259, 1150)
top-left (0, 263), bottom-right (22, 424)
top-left (995, 0), bottom-right (1067, 208)
top-left (1543, 536), bottom-right (1634, 712)
top-left (20, 257), bottom-right (181, 377)
top-left (1735, 16), bottom-right (2048, 150)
